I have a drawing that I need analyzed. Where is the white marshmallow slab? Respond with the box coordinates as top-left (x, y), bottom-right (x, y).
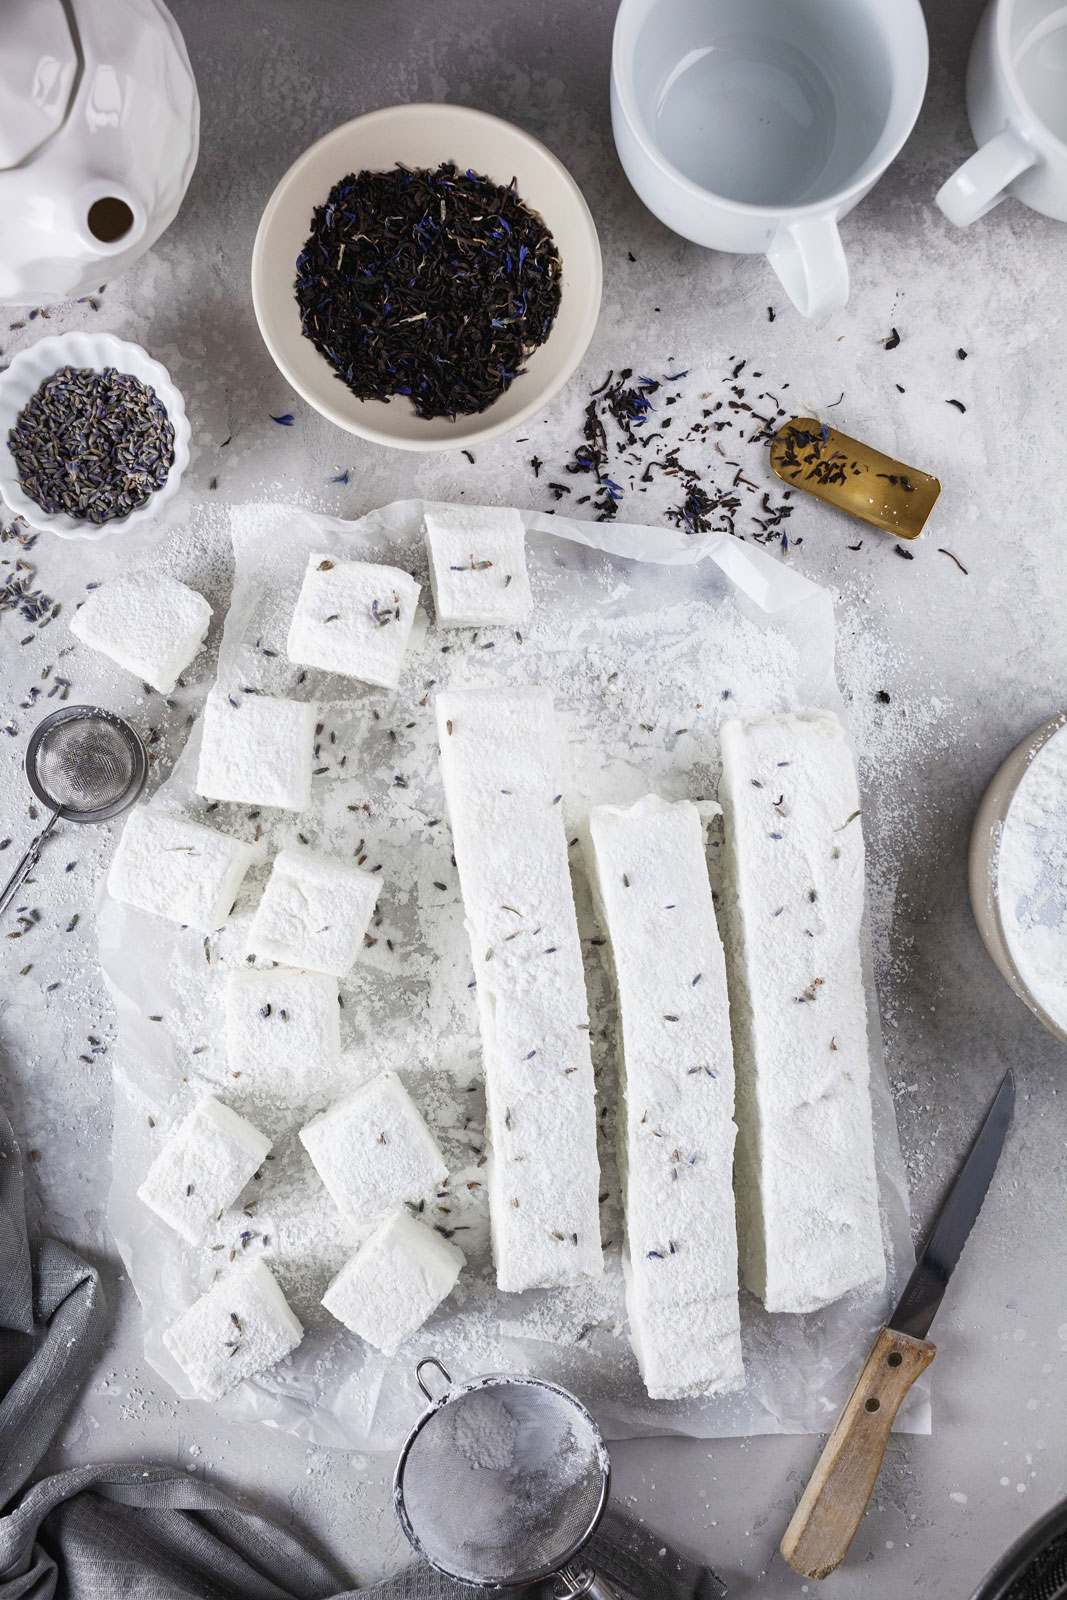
top-left (586, 795), bottom-right (744, 1399)
top-left (321, 1210), bottom-right (464, 1355)
top-left (162, 1260), bottom-right (303, 1401)
top-left (107, 806), bottom-right (261, 931)
top-left (196, 690), bottom-right (316, 812)
top-left (70, 573), bottom-right (211, 694)
top-left (247, 846), bottom-right (380, 978)
top-left (424, 505), bottom-right (532, 628)
top-left (137, 1096), bottom-right (271, 1245)
top-left (286, 554), bottom-right (420, 688)
top-left (436, 686), bottom-right (602, 1293)
top-left (224, 968), bottom-right (340, 1105)
top-left (718, 710), bottom-right (885, 1314)
top-left (299, 1072), bottom-right (447, 1225)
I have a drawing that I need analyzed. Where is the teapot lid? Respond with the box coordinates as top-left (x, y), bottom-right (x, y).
top-left (0, 0), bottom-right (79, 170)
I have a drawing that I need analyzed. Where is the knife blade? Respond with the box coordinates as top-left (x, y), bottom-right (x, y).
top-left (890, 1068), bottom-right (1015, 1341)
top-left (780, 1069), bottom-right (1015, 1582)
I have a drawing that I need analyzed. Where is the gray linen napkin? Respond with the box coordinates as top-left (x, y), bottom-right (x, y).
top-left (0, 1103), bottom-right (726, 1600)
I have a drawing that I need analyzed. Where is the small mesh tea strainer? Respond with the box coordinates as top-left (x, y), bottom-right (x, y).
top-left (395, 1359), bottom-right (619, 1598)
top-left (0, 706), bottom-right (148, 918)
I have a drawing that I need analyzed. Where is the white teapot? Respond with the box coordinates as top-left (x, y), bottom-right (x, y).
top-left (0, 0), bottom-right (199, 305)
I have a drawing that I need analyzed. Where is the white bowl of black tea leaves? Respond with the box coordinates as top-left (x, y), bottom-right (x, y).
top-left (252, 103), bottom-right (602, 452)
top-left (0, 331), bottom-right (190, 540)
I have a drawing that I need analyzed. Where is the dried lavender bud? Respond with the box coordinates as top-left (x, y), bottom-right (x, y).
top-left (8, 366), bottom-right (175, 524)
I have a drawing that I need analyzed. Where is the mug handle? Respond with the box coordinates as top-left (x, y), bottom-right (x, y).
top-left (766, 214), bottom-right (849, 321)
top-left (935, 126), bottom-right (1037, 226)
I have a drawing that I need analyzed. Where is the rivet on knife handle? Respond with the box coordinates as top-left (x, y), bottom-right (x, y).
top-left (780, 1326), bottom-right (936, 1581)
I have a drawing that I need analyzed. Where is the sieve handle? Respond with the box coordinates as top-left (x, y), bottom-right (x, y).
top-left (415, 1356), bottom-right (453, 1403)
top-left (0, 810), bottom-right (60, 919)
top-left (553, 1563), bottom-right (620, 1599)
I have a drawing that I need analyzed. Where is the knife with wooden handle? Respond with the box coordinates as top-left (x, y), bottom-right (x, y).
top-left (781, 1069), bottom-right (1015, 1581)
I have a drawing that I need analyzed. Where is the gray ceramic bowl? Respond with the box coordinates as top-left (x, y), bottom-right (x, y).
top-left (969, 709), bottom-right (1067, 1046)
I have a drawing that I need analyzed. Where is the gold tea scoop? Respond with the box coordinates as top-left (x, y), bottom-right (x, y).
top-left (769, 418), bottom-right (941, 539)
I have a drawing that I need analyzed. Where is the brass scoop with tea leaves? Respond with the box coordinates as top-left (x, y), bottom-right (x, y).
top-left (769, 418), bottom-right (941, 539)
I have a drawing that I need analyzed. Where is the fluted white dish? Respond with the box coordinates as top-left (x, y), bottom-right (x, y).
top-left (0, 331), bottom-right (191, 541)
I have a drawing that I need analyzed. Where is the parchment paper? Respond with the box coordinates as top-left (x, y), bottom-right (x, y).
top-left (102, 499), bottom-right (930, 1448)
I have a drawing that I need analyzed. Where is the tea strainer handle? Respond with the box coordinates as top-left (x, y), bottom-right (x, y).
top-left (414, 1356), bottom-right (452, 1404)
top-left (553, 1563), bottom-right (619, 1600)
top-left (0, 808), bottom-right (60, 919)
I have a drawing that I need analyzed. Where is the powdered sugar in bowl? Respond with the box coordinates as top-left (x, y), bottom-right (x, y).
top-left (970, 709), bottom-right (1067, 1044)
top-left (0, 331), bottom-right (190, 540)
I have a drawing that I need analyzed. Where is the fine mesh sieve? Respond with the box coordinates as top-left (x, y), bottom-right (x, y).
top-left (0, 706), bottom-right (147, 918)
top-left (27, 707), bottom-right (147, 820)
top-left (394, 1360), bottom-right (617, 1597)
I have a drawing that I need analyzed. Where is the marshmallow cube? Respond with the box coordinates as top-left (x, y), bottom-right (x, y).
top-left (286, 555), bottom-right (420, 688)
top-left (107, 806), bottom-right (261, 931)
top-left (424, 505), bottom-right (533, 628)
top-left (162, 1261), bottom-right (303, 1402)
top-left (247, 846), bottom-right (380, 978)
top-left (322, 1211), bottom-right (464, 1355)
top-left (137, 1096), bottom-right (271, 1245)
top-left (224, 968), bottom-right (340, 1105)
top-left (70, 573), bottom-right (212, 694)
top-left (299, 1072), bottom-right (447, 1225)
top-left (196, 691), bottom-right (316, 812)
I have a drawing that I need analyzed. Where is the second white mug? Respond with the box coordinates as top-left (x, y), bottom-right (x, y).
top-left (936, 0), bottom-right (1067, 227)
top-left (610, 0), bottom-right (929, 319)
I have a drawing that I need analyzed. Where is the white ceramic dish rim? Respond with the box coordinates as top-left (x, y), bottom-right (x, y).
top-left (610, 0), bottom-right (930, 218)
top-left (250, 102), bottom-right (603, 453)
top-left (968, 708), bottom-right (1067, 1047)
top-left (0, 331), bottom-right (191, 541)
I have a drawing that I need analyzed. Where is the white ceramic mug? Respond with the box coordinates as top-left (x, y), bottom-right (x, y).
top-left (936, 0), bottom-right (1067, 226)
top-left (610, 0), bottom-right (928, 319)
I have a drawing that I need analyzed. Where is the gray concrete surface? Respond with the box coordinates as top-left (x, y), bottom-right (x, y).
top-left (2, 0), bottom-right (1066, 1594)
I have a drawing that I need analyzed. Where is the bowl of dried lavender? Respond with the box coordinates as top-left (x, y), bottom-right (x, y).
top-left (0, 331), bottom-right (191, 538)
top-left (251, 102), bottom-right (602, 452)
